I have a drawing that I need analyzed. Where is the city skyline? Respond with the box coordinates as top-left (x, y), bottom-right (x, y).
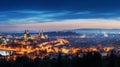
top-left (1, 0), bottom-right (120, 32)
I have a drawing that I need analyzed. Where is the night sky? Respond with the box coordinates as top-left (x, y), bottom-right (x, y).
top-left (0, 0), bottom-right (120, 32)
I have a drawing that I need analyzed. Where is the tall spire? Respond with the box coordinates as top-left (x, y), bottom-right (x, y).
top-left (23, 29), bottom-right (29, 41)
top-left (26, 29), bottom-right (29, 35)
top-left (41, 30), bottom-right (44, 36)
top-left (38, 30), bottom-right (41, 37)
top-left (24, 29), bottom-right (27, 34)
top-left (40, 30), bottom-right (46, 39)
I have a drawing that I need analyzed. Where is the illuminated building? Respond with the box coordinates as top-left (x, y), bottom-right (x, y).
top-left (23, 29), bottom-right (30, 41)
top-left (38, 31), bottom-right (48, 39)
top-left (1, 37), bottom-right (7, 44)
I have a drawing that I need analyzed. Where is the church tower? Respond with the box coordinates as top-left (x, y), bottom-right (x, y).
top-left (38, 30), bottom-right (48, 39)
top-left (23, 29), bottom-right (29, 41)
top-left (38, 30), bottom-right (41, 37)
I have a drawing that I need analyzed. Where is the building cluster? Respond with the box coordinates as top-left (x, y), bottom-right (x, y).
top-left (0, 30), bottom-right (120, 61)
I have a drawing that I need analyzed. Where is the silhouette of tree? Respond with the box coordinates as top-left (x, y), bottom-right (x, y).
top-left (107, 49), bottom-right (117, 67)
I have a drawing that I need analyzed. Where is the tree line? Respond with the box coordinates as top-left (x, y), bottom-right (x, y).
top-left (0, 50), bottom-right (120, 67)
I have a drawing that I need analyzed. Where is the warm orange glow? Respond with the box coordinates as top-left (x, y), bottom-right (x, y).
top-left (0, 33), bottom-right (116, 61)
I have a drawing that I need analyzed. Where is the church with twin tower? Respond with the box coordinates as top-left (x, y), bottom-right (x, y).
top-left (23, 29), bottom-right (48, 41)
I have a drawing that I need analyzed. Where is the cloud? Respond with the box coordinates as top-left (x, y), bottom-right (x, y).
top-left (1, 10), bottom-right (120, 25)
top-left (0, 10), bottom-right (71, 24)
top-left (1, 18), bottom-right (120, 32)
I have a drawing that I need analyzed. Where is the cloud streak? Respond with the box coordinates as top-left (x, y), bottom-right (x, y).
top-left (0, 10), bottom-right (120, 24)
top-left (1, 19), bottom-right (120, 32)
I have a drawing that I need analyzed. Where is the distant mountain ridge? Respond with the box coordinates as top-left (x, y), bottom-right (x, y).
top-left (1, 28), bottom-right (120, 33)
top-left (65, 28), bottom-right (120, 33)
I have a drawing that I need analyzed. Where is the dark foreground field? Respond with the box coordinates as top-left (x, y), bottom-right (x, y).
top-left (0, 50), bottom-right (119, 67)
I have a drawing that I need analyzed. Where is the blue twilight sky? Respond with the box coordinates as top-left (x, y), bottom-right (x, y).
top-left (1, 0), bottom-right (120, 32)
